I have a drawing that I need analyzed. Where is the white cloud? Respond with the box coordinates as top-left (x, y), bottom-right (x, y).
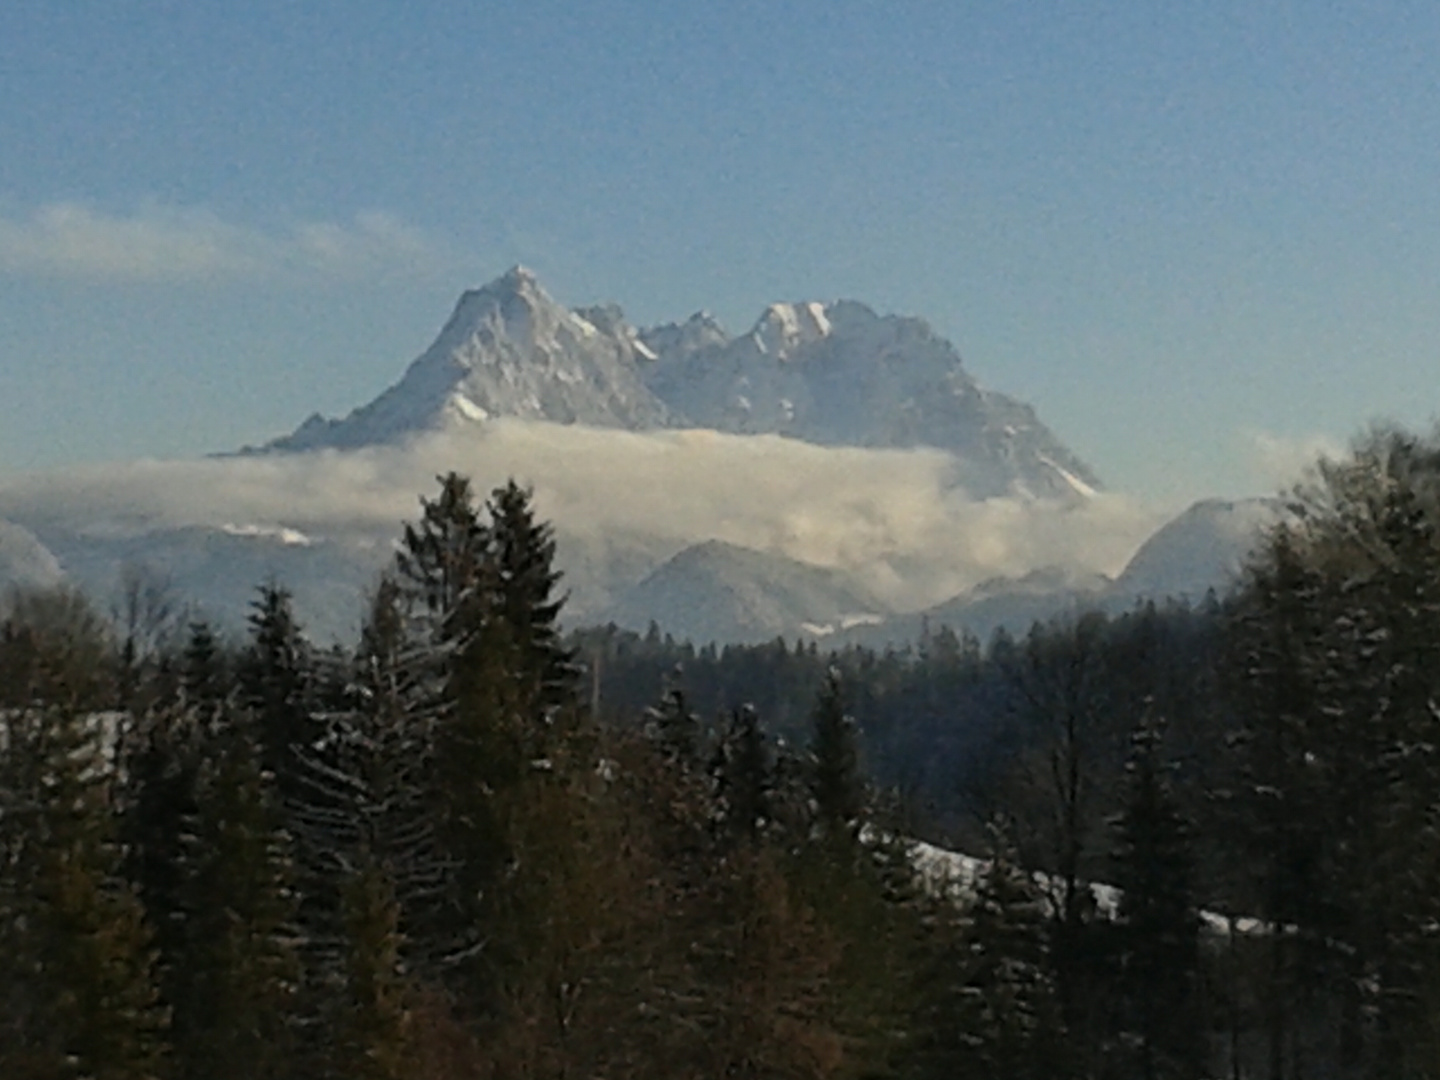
top-left (0, 203), bottom-right (449, 283)
top-left (0, 420), bottom-right (1160, 616)
top-left (1242, 429), bottom-right (1346, 494)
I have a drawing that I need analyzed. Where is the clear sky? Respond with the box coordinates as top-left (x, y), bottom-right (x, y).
top-left (3, 0), bottom-right (1439, 507)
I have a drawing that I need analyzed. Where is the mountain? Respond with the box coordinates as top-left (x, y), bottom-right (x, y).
top-left (7, 269), bottom-right (1153, 643)
top-left (833, 565), bottom-right (1111, 647)
top-left (836, 497), bottom-right (1285, 646)
top-left (259, 268), bottom-right (1098, 500)
top-left (262, 267), bottom-right (671, 452)
top-left (0, 519), bottom-right (65, 592)
top-left (603, 539), bottom-right (887, 645)
top-left (1112, 497), bottom-right (1284, 602)
top-left (642, 300), bottom-right (1100, 500)
top-left (33, 525), bottom-right (381, 642)
top-left (913, 566), bottom-right (1112, 642)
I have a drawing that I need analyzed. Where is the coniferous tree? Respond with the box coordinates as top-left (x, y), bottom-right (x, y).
top-left (393, 474), bottom-right (579, 1013)
top-left (1111, 715), bottom-right (1201, 1080)
top-left (711, 704), bottom-right (770, 846)
top-left (332, 852), bottom-right (415, 1080)
top-left (910, 821), bottom-right (1064, 1080)
top-left (396, 471), bottom-right (488, 633)
top-left (239, 584), bottom-right (317, 788)
top-left (0, 706), bottom-right (169, 1080)
top-left (117, 698), bottom-right (201, 1048)
top-left (809, 668), bottom-right (862, 844)
top-left (350, 577), bottom-right (451, 965)
top-left (171, 705), bottom-right (301, 1080)
top-left (182, 619), bottom-right (228, 706)
top-left (645, 686), bottom-right (700, 767)
top-left (484, 479), bottom-right (574, 724)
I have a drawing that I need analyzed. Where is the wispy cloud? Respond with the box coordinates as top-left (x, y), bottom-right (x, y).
top-left (0, 203), bottom-right (449, 283)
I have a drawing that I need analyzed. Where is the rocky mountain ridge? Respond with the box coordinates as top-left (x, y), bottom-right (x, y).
top-left (261, 267), bottom-right (1099, 500)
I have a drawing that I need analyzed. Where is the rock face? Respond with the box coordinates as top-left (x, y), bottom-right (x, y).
top-left (264, 267), bottom-right (671, 452)
top-left (260, 268), bottom-right (1099, 500)
top-left (642, 300), bottom-right (1100, 499)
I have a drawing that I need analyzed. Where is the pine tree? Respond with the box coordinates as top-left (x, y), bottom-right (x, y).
top-left (0, 706), bottom-right (169, 1079)
top-left (1111, 715), bottom-right (1201, 1080)
top-left (182, 619), bottom-right (227, 706)
top-left (484, 479), bottom-right (574, 724)
top-left (645, 686), bottom-right (700, 767)
top-left (332, 853), bottom-right (414, 1080)
top-left (239, 584), bottom-right (317, 787)
top-left (711, 704), bottom-right (770, 846)
top-left (171, 706), bottom-right (301, 1080)
top-left (338, 577), bottom-right (449, 980)
top-left (117, 698), bottom-right (201, 1050)
top-left (909, 821), bottom-right (1064, 1080)
top-left (394, 475), bottom-right (581, 1011)
top-left (809, 668), bottom-right (862, 844)
top-left (395, 471), bottom-right (488, 635)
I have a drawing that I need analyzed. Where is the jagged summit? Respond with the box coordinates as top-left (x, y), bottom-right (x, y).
top-left (749, 301), bottom-right (834, 359)
top-left (258, 268), bottom-right (1100, 500)
top-left (640, 296), bottom-right (1100, 499)
top-left (262, 267), bottom-right (671, 452)
top-left (637, 311), bottom-right (729, 360)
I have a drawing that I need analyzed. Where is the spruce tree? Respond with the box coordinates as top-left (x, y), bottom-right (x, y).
top-left (484, 479), bottom-right (574, 722)
top-left (646, 686), bottom-right (700, 767)
top-left (181, 619), bottom-right (227, 706)
top-left (171, 706), bottom-right (301, 1080)
top-left (332, 852), bottom-right (414, 1080)
top-left (117, 698), bottom-right (201, 1050)
top-left (239, 584), bottom-right (317, 787)
top-left (1111, 715), bottom-right (1201, 1080)
top-left (711, 703), bottom-right (770, 845)
top-left (395, 471), bottom-right (488, 634)
top-left (909, 821), bottom-right (1064, 1080)
top-left (809, 668), bottom-right (862, 844)
top-left (0, 706), bottom-right (169, 1080)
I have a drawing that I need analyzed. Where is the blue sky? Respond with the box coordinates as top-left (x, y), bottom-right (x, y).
top-left (3, 0), bottom-right (1439, 506)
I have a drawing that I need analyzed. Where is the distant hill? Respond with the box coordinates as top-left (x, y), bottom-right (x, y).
top-left (604, 540), bottom-right (887, 646)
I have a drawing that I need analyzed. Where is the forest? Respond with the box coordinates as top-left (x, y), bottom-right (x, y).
top-left (5, 425), bottom-right (1440, 1078)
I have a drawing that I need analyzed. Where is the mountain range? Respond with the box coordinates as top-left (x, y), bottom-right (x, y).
top-left (261, 266), bottom-right (1099, 502)
top-left (0, 269), bottom-right (1279, 645)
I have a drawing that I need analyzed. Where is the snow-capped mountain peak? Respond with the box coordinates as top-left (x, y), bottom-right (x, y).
top-left (750, 301), bottom-right (833, 359)
top-left (259, 268), bottom-right (670, 451)
top-left (255, 268), bottom-right (1099, 501)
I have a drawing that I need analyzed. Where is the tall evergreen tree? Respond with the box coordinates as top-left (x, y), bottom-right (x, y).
top-left (646, 686), bottom-right (700, 767)
top-left (484, 479), bottom-right (574, 723)
top-left (0, 706), bottom-right (169, 1079)
top-left (239, 584), bottom-right (317, 786)
top-left (711, 704), bottom-right (770, 845)
top-left (395, 471), bottom-right (488, 635)
top-left (809, 668), bottom-right (862, 843)
top-left (171, 706), bottom-right (301, 1080)
top-left (332, 853), bottom-right (414, 1080)
top-left (909, 821), bottom-right (1064, 1080)
top-left (1111, 714), bottom-right (1201, 1080)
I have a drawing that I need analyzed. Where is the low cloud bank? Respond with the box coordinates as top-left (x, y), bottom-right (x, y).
top-left (0, 420), bottom-right (1160, 614)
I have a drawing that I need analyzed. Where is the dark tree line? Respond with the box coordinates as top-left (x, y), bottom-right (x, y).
top-left (8, 426), bottom-right (1440, 1077)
